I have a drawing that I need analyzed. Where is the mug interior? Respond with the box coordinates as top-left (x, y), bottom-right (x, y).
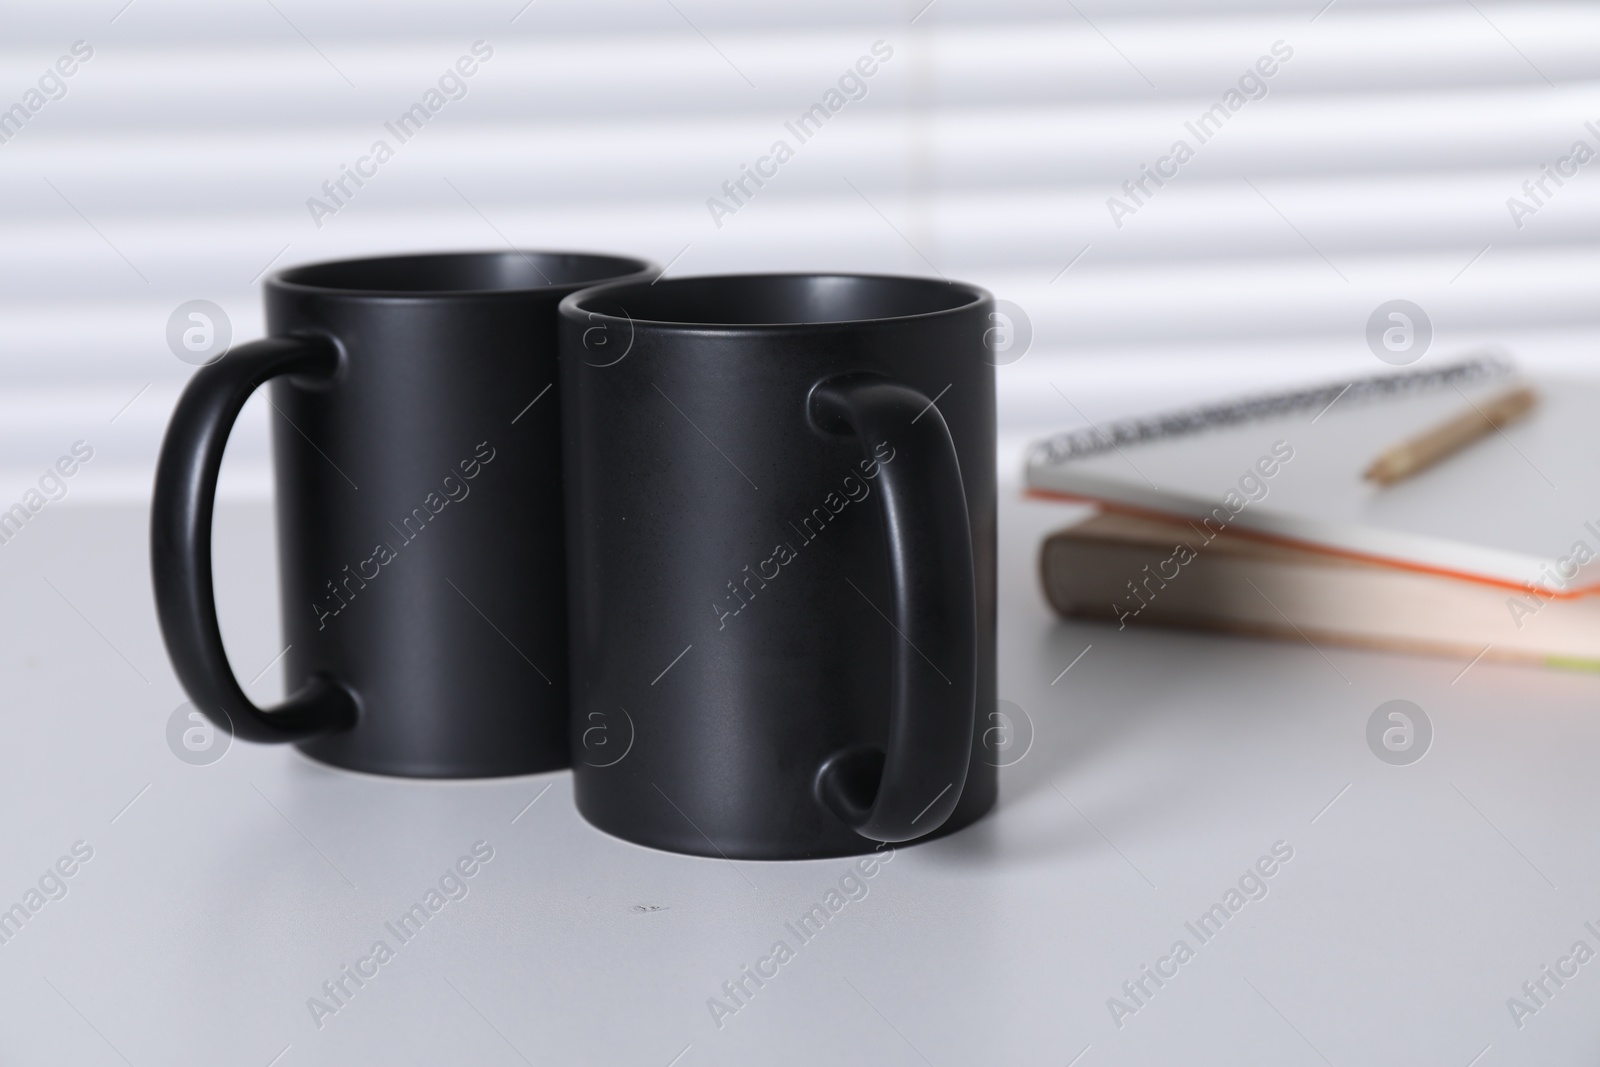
top-left (275, 251), bottom-right (652, 294)
top-left (569, 273), bottom-right (985, 326)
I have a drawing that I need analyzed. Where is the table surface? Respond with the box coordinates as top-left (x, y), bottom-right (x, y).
top-left (2, 481), bottom-right (1597, 1066)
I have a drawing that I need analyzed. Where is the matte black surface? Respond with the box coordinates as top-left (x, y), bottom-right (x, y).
top-left (558, 273), bottom-right (998, 859)
top-left (151, 250), bottom-right (656, 778)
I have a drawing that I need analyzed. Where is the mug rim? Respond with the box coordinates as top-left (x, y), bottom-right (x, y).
top-left (560, 271), bottom-right (992, 330)
top-left (268, 249), bottom-right (659, 299)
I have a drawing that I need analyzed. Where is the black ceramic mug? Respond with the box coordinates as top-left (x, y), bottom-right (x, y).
top-left (558, 273), bottom-right (997, 859)
top-left (151, 250), bottom-right (656, 778)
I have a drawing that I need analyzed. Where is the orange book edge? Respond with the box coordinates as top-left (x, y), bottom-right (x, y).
top-left (1024, 486), bottom-right (1600, 602)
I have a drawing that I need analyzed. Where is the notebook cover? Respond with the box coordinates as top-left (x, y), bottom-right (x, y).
top-left (1026, 368), bottom-right (1600, 598)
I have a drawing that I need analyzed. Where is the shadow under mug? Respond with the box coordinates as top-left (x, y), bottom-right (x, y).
top-left (151, 250), bottom-right (657, 778)
top-left (559, 273), bottom-right (998, 859)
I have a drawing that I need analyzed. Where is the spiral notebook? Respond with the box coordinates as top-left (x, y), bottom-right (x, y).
top-left (1024, 355), bottom-right (1600, 598)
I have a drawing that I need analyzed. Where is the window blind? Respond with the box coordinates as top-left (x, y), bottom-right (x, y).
top-left (0, 0), bottom-right (1593, 496)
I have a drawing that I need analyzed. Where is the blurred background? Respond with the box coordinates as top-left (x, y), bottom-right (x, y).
top-left (1, 0), bottom-right (1597, 502)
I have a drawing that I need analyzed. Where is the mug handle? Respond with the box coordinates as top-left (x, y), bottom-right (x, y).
top-left (151, 336), bottom-right (358, 742)
top-left (810, 374), bottom-right (977, 842)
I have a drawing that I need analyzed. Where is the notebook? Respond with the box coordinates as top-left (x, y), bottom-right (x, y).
top-left (1040, 511), bottom-right (1600, 670)
top-left (1024, 355), bottom-right (1600, 599)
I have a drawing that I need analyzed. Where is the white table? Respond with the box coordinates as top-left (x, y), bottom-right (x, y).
top-left (1, 482), bottom-right (1596, 1065)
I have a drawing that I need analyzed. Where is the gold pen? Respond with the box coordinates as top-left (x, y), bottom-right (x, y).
top-left (1363, 384), bottom-right (1539, 486)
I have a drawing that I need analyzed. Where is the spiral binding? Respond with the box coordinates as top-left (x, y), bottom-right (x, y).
top-left (1026, 352), bottom-right (1517, 469)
